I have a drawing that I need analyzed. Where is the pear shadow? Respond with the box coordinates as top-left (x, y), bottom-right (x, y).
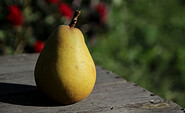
top-left (0, 82), bottom-right (65, 107)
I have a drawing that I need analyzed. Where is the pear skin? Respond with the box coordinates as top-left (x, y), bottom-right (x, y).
top-left (34, 10), bottom-right (96, 104)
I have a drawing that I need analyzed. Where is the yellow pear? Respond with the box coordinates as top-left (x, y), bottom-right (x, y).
top-left (34, 10), bottom-right (96, 104)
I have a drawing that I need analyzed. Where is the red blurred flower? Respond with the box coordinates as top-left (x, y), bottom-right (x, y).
top-left (58, 3), bottom-right (73, 19)
top-left (7, 5), bottom-right (23, 27)
top-left (34, 40), bottom-right (45, 53)
top-left (45, 0), bottom-right (59, 4)
top-left (96, 3), bottom-right (107, 23)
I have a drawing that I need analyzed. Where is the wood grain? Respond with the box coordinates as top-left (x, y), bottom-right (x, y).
top-left (0, 54), bottom-right (183, 113)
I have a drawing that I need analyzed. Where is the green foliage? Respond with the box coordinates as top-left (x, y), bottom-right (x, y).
top-left (90, 0), bottom-right (185, 107)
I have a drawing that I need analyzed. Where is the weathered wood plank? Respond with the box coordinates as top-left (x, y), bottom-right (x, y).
top-left (0, 54), bottom-right (183, 113)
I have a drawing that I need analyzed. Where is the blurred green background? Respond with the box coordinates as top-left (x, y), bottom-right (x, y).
top-left (0, 0), bottom-right (185, 107)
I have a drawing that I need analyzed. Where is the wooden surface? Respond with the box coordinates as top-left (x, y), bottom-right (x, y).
top-left (0, 54), bottom-right (183, 113)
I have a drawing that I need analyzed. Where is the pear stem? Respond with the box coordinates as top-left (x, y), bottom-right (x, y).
top-left (69, 10), bottom-right (81, 28)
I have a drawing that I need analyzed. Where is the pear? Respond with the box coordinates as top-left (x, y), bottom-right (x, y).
top-left (34, 10), bottom-right (96, 104)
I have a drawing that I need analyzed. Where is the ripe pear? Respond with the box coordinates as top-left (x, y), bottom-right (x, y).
top-left (34, 10), bottom-right (96, 104)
